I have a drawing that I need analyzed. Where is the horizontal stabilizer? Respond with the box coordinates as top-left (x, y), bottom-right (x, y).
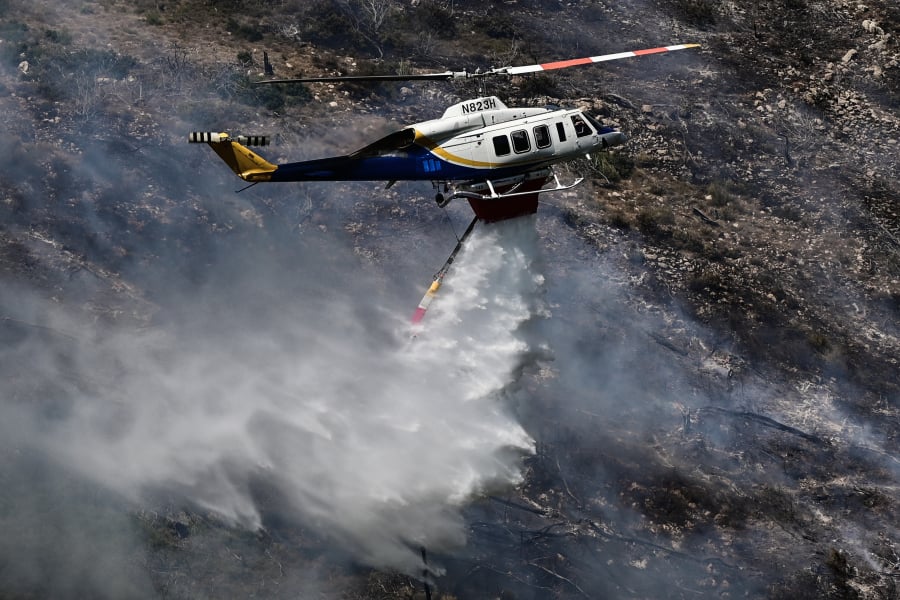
top-left (187, 132), bottom-right (277, 181)
top-left (188, 132), bottom-right (269, 146)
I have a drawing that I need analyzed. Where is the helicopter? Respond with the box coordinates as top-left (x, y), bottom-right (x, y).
top-left (189, 43), bottom-right (699, 223)
top-left (189, 43), bottom-right (699, 322)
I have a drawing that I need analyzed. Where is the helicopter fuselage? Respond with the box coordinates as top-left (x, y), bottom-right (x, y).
top-left (269, 96), bottom-right (624, 183)
top-left (190, 96), bottom-right (625, 221)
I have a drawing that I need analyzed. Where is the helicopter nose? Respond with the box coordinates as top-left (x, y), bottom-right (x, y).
top-left (600, 130), bottom-right (627, 148)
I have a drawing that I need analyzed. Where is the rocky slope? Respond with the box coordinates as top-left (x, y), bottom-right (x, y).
top-left (0, 0), bottom-right (898, 598)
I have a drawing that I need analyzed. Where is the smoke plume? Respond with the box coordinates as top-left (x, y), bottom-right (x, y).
top-left (1, 212), bottom-right (540, 576)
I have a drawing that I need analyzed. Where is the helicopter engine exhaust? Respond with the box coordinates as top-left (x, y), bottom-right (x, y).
top-left (188, 132), bottom-right (269, 146)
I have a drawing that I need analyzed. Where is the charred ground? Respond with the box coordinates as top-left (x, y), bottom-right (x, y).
top-left (1, 0), bottom-right (898, 598)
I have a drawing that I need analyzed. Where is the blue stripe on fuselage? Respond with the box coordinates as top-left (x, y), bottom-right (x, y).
top-left (268, 145), bottom-right (542, 183)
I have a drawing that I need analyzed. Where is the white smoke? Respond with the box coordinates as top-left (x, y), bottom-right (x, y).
top-left (13, 217), bottom-right (540, 575)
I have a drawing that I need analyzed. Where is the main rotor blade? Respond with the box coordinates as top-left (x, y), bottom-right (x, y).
top-left (257, 71), bottom-right (468, 84)
top-left (256, 43), bottom-right (700, 85)
top-left (496, 43), bottom-right (700, 76)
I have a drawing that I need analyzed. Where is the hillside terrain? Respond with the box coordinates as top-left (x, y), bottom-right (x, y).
top-left (0, 0), bottom-right (898, 598)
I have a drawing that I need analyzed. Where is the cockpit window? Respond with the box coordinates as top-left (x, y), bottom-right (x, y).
top-left (571, 114), bottom-right (593, 137)
top-left (584, 112), bottom-right (610, 133)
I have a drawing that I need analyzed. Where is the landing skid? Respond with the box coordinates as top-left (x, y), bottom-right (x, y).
top-left (433, 168), bottom-right (582, 209)
top-left (450, 169), bottom-right (583, 202)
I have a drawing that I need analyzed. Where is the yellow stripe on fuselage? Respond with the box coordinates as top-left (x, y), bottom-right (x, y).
top-left (413, 129), bottom-right (550, 170)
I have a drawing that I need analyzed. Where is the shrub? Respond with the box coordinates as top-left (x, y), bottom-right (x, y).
top-left (43, 28), bottom-right (72, 45)
top-left (708, 180), bottom-right (735, 207)
top-left (673, 0), bottom-right (718, 27)
top-left (473, 14), bottom-right (520, 39)
top-left (218, 72), bottom-right (310, 111)
top-left (410, 0), bottom-right (458, 38)
top-left (516, 74), bottom-right (559, 98)
top-left (688, 267), bottom-right (725, 293)
top-left (70, 48), bottom-right (138, 78)
top-left (607, 211), bottom-right (632, 231)
top-left (302, 3), bottom-right (357, 50)
top-left (587, 151), bottom-right (635, 183)
top-left (784, 0), bottom-right (808, 10)
top-left (636, 206), bottom-right (675, 238)
top-left (0, 20), bottom-right (29, 65)
top-left (807, 330), bottom-right (832, 353)
top-left (226, 17), bottom-right (263, 42)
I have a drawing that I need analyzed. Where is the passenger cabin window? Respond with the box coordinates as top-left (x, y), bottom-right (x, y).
top-left (571, 114), bottom-right (592, 138)
top-left (493, 135), bottom-right (511, 156)
top-left (534, 125), bottom-right (551, 149)
top-left (511, 130), bottom-right (531, 153)
top-left (555, 122), bottom-right (567, 143)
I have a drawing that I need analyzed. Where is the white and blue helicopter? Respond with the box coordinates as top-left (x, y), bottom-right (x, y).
top-left (190, 44), bottom-right (699, 223)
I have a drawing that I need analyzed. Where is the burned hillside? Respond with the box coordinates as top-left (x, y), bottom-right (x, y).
top-left (0, 1), bottom-right (898, 598)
